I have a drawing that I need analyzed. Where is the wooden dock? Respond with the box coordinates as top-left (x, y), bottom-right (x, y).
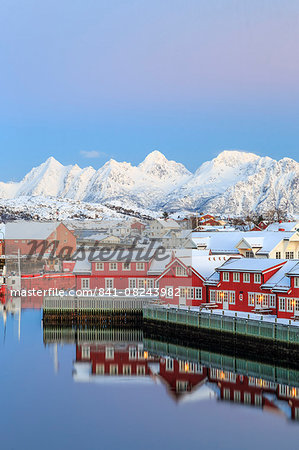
top-left (43, 295), bottom-right (153, 325)
top-left (143, 305), bottom-right (299, 346)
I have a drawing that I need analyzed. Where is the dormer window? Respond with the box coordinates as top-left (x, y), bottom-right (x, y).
top-left (176, 265), bottom-right (187, 277)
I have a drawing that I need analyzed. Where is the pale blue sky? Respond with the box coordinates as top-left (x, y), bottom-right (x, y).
top-left (0, 0), bottom-right (298, 180)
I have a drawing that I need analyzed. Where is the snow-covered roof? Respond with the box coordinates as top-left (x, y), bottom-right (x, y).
top-left (73, 258), bottom-right (92, 274)
top-left (192, 230), bottom-right (294, 255)
top-left (156, 218), bottom-right (181, 229)
top-left (191, 254), bottom-right (230, 279)
top-left (204, 271), bottom-right (220, 285)
top-left (216, 258), bottom-right (286, 273)
top-left (266, 221), bottom-right (299, 232)
top-left (286, 262), bottom-right (299, 277)
top-left (261, 260), bottom-right (298, 292)
top-left (5, 221), bottom-right (60, 240)
top-left (192, 231), bottom-right (244, 253)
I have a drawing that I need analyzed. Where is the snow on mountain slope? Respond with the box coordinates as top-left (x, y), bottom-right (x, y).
top-left (0, 150), bottom-right (298, 216)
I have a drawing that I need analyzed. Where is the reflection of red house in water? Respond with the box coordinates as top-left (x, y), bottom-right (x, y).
top-left (74, 343), bottom-right (158, 381)
top-left (156, 356), bottom-right (299, 421)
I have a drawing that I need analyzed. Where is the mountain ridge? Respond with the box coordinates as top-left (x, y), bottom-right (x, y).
top-left (0, 150), bottom-right (298, 215)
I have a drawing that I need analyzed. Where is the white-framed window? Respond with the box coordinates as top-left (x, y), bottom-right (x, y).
top-left (105, 278), bottom-right (114, 289)
top-left (194, 287), bottom-right (202, 300)
top-left (287, 298), bottom-right (294, 312)
top-left (81, 278), bottom-right (90, 289)
top-left (243, 273), bottom-right (250, 283)
top-left (129, 278), bottom-right (136, 289)
top-left (96, 364), bottom-right (105, 374)
top-left (179, 287), bottom-right (187, 298)
top-left (136, 262), bottom-right (145, 271)
top-left (110, 364), bottom-right (118, 375)
top-left (286, 252), bottom-right (294, 260)
top-left (122, 262), bottom-right (131, 271)
top-left (109, 262), bottom-right (118, 271)
top-left (123, 364), bottom-right (131, 375)
top-left (129, 347), bottom-right (137, 360)
top-left (81, 346), bottom-right (90, 359)
top-left (223, 272), bottom-right (230, 282)
top-left (166, 358), bottom-right (174, 371)
top-left (216, 291), bottom-right (223, 303)
top-left (275, 252), bottom-right (281, 259)
top-left (245, 251), bottom-right (254, 258)
top-left (105, 347), bottom-right (114, 360)
top-left (223, 388), bottom-right (230, 400)
top-left (176, 380), bottom-right (188, 392)
top-left (295, 299), bottom-right (299, 313)
top-left (187, 287), bottom-right (194, 299)
top-left (136, 365), bottom-right (146, 376)
top-left (262, 294), bottom-right (268, 308)
top-left (248, 293), bottom-right (255, 306)
top-left (147, 279), bottom-right (155, 289)
top-left (269, 295), bottom-right (276, 308)
top-left (254, 273), bottom-right (261, 284)
top-left (244, 392), bottom-right (251, 404)
top-left (95, 262), bottom-right (104, 271)
top-left (138, 278), bottom-right (145, 289)
top-left (234, 391), bottom-right (241, 403)
top-left (294, 278), bottom-right (299, 288)
top-left (279, 297), bottom-right (286, 311)
top-left (176, 265), bottom-right (187, 277)
top-left (210, 290), bottom-right (216, 303)
top-left (229, 291), bottom-right (235, 304)
top-left (233, 272), bottom-right (240, 282)
top-left (255, 394), bottom-right (262, 407)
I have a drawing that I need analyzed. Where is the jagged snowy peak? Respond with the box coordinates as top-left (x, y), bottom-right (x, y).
top-left (138, 150), bottom-right (191, 182)
top-left (0, 150), bottom-right (298, 215)
top-left (165, 152), bottom-right (299, 214)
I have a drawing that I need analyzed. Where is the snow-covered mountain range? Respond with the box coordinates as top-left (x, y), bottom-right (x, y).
top-left (0, 150), bottom-right (298, 216)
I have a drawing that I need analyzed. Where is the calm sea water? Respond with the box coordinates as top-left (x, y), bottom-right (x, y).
top-left (0, 309), bottom-right (298, 450)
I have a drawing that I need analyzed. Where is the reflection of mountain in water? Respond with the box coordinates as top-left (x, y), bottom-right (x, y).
top-left (43, 324), bottom-right (299, 423)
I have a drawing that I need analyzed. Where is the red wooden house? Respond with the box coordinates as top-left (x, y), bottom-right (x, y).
top-left (205, 258), bottom-right (286, 313)
top-left (263, 261), bottom-right (299, 320)
top-left (5, 221), bottom-right (76, 257)
top-left (74, 342), bottom-right (158, 382)
top-left (157, 356), bottom-right (210, 401)
top-left (73, 248), bottom-right (171, 292)
top-left (156, 251), bottom-right (231, 306)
